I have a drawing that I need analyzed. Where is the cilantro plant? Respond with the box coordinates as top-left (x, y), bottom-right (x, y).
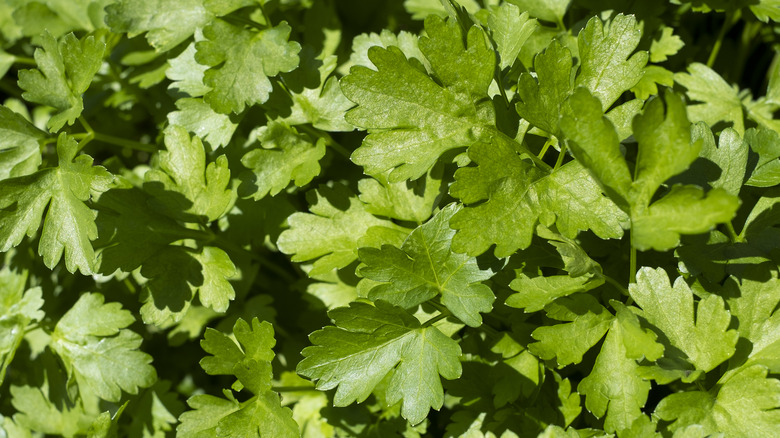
top-left (2, 0), bottom-right (780, 436)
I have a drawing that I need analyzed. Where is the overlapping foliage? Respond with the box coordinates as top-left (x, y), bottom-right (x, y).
top-left (1, 0), bottom-right (780, 436)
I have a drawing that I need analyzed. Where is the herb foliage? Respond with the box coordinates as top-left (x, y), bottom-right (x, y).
top-left (1, 0), bottom-right (780, 436)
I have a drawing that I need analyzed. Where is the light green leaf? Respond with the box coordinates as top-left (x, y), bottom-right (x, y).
top-left (560, 87), bottom-right (632, 209)
top-left (0, 134), bottom-right (112, 274)
top-left (723, 265), bottom-right (780, 372)
top-left (403, 0), bottom-right (481, 20)
top-left (691, 124), bottom-right (747, 196)
top-left (528, 294), bottom-right (613, 367)
top-left (51, 293), bottom-right (156, 402)
top-left (297, 301), bottom-right (462, 425)
top-left (629, 267), bottom-right (737, 372)
top-left (240, 121), bottom-right (326, 200)
top-left (344, 15), bottom-right (495, 182)
top-left (196, 19), bottom-right (301, 114)
top-left (105, 0), bottom-right (211, 52)
top-left (167, 98), bottom-right (239, 149)
top-left (487, 3), bottom-right (538, 70)
top-left (166, 42), bottom-right (210, 98)
top-left (575, 14), bottom-right (647, 110)
top-left (631, 186), bottom-right (740, 251)
top-left (507, 274), bottom-right (603, 313)
top-left (0, 106), bottom-right (46, 180)
top-left (348, 29), bottom-right (425, 72)
top-left (631, 65), bottom-right (675, 100)
top-left (450, 137), bottom-right (626, 257)
top-left (17, 31), bottom-right (104, 132)
top-left (631, 91), bottom-right (702, 209)
top-left (144, 125), bottom-right (234, 222)
top-left (0, 281), bottom-right (44, 385)
top-left (750, 0), bottom-right (780, 22)
top-left (277, 183), bottom-right (403, 276)
top-left (140, 245), bottom-right (236, 325)
top-left (358, 204), bottom-right (495, 327)
top-left (515, 40), bottom-right (573, 136)
top-left (578, 318), bottom-right (651, 433)
top-left (200, 318), bottom-right (274, 393)
top-left (506, 0), bottom-right (570, 24)
top-left (675, 63), bottom-right (744, 134)
top-left (10, 384), bottom-right (94, 437)
top-left (655, 365), bottom-right (780, 436)
top-left (178, 391), bottom-right (298, 438)
top-left (650, 26), bottom-right (684, 62)
top-left (357, 165), bottom-right (443, 223)
top-left (745, 127), bottom-right (780, 187)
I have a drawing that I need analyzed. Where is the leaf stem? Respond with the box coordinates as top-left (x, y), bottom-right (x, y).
top-left (298, 124), bottom-right (351, 159)
top-left (272, 386), bottom-right (319, 393)
top-left (602, 274), bottom-right (629, 296)
top-left (629, 239), bottom-right (637, 284)
top-left (724, 221), bottom-right (740, 243)
top-left (13, 56), bottom-right (37, 66)
top-left (707, 11), bottom-right (739, 68)
top-left (492, 129), bottom-right (552, 173)
top-left (93, 133), bottom-right (157, 153)
top-left (537, 137), bottom-right (554, 160)
top-left (553, 143), bottom-right (567, 170)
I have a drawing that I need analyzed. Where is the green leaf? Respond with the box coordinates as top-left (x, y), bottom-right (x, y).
top-left (240, 121), bottom-right (326, 200)
top-left (200, 318), bottom-right (274, 392)
top-left (631, 65), bottom-right (675, 100)
top-left (0, 106), bottom-right (46, 180)
top-left (10, 384), bottom-right (94, 437)
top-left (348, 29), bottom-right (425, 72)
top-left (487, 3), bottom-right (538, 70)
top-left (628, 267), bottom-right (737, 372)
top-left (631, 185), bottom-right (740, 251)
top-left (51, 293), bottom-right (156, 402)
top-left (178, 391), bottom-right (298, 438)
top-left (357, 166), bottom-right (443, 223)
top-left (630, 91), bottom-right (702, 209)
top-left (344, 15), bottom-right (495, 181)
top-left (195, 19), bottom-right (301, 114)
top-left (17, 31), bottom-right (104, 132)
top-left (0, 279), bottom-right (44, 385)
top-left (574, 14), bottom-right (647, 110)
top-left (528, 294), bottom-right (613, 367)
top-left (297, 301), bottom-right (462, 425)
top-left (560, 87), bottom-right (632, 209)
top-left (403, 0), bottom-right (481, 20)
top-left (578, 318), bottom-right (651, 433)
top-left (167, 98), bottom-right (239, 149)
top-left (166, 42), bottom-right (210, 97)
top-left (675, 63), bottom-right (744, 134)
top-left (655, 365), bottom-right (780, 436)
top-left (450, 137), bottom-right (626, 257)
top-left (140, 245), bottom-right (236, 325)
top-left (507, 274), bottom-right (603, 313)
top-left (649, 26), bottom-right (684, 62)
top-left (276, 183), bottom-right (403, 276)
top-left (506, 0), bottom-right (570, 24)
top-left (745, 127), bottom-right (780, 187)
top-left (358, 204), bottom-right (495, 327)
top-left (691, 124), bottom-right (747, 196)
top-left (751, 0), bottom-right (780, 22)
top-left (0, 134), bottom-right (112, 274)
top-left (144, 125), bottom-right (234, 222)
top-left (105, 0), bottom-right (211, 52)
top-left (515, 40), bottom-right (574, 136)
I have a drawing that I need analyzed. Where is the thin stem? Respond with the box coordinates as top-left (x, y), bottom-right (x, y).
top-left (629, 238), bottom-right (637, 284)
top-left (725, 221), bottom-right (740, 243)
top-left (493, 128), bottom-right (552, 173)
top-left (14, 56), bottom-right (36, 66)
top-left (422, 312), bottom-right (450, 328)
top-left (602, 274), bottom-right (629, 296)
top-left (93, 133), bottom-right (157, 153)
top-left (297, 124), bottom-right (350, 159)
top-left (707, 11), bottom-right (738, 68)
top-left (537, 137), bottom-right (554, 160)
top-left (78, 116), bottom-right (94, 134)
top-left (496, 70), bottom-right (511, 110)
top-left (553, 143), bottom-right (567, 170)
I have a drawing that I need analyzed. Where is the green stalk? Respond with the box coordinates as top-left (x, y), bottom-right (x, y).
top-left (707, 11), bottom-right (739, 68)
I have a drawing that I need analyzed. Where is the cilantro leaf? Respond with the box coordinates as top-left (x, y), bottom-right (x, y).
top-left (528, 294), bottom-right (613, 367)
top-left (240, 121), bottom-right (326, 200)
top-left (507, 274), bottom-right (603, 313)
top-left (343, 15), bottom-right (495, 181)
top-left (10, 384), bottom-right (94, 436)
top-left (195, 19), bottom-right (301, 114)
top-left (51, 293), bottom-right (156, 402)
top-left (166, 42), bottom-right (210, 98)
top-left (487, 3), bottom-right (538, 70)
top-left (650, 26), bottom-right (684, 62)
top-left (655, 365), bottom-right (780, 436)
top-left (297, 301), bottom-right (462, 425)
top-left (450, 137), bottom-right (627, 257)
top-left (745, 127), bottom-right (780, 187)
top-left (358, 204), bottom-right (495, 327)
top-left (629, 267), bottom-right (737, 372)
top-left (515, 40), bottom-right (574, 136)
top-left (144, 125), bottom-right (234, 223)
top-left (0, 105), bottom-right (46, 180)
top-left (167, 98), bottom-right (239, 149)
top-left (0, 134), bottom-right (112, 274)
top-left (17, 31), bottom-right (104, 132)
top-left (690, 124), bottom-right (747, 196)
top-left (574, 14), bottom-right (647, 110)
top-left (675, 63), bottom-right (744, 134)
top-left (277, 183), bottom-right (404, 276)
top-left (105, 0), bottom-right (211, 52)
top-left (179, 391), bottom-right (298, 438)
top-left (357, 165), bottom-right (443, 223)
top-left (0, 283), bottom-right (44, 384)
top-left (506, 0), bottom-right (570, 24)
top-left (348, 29), bottom-right (426, 71)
